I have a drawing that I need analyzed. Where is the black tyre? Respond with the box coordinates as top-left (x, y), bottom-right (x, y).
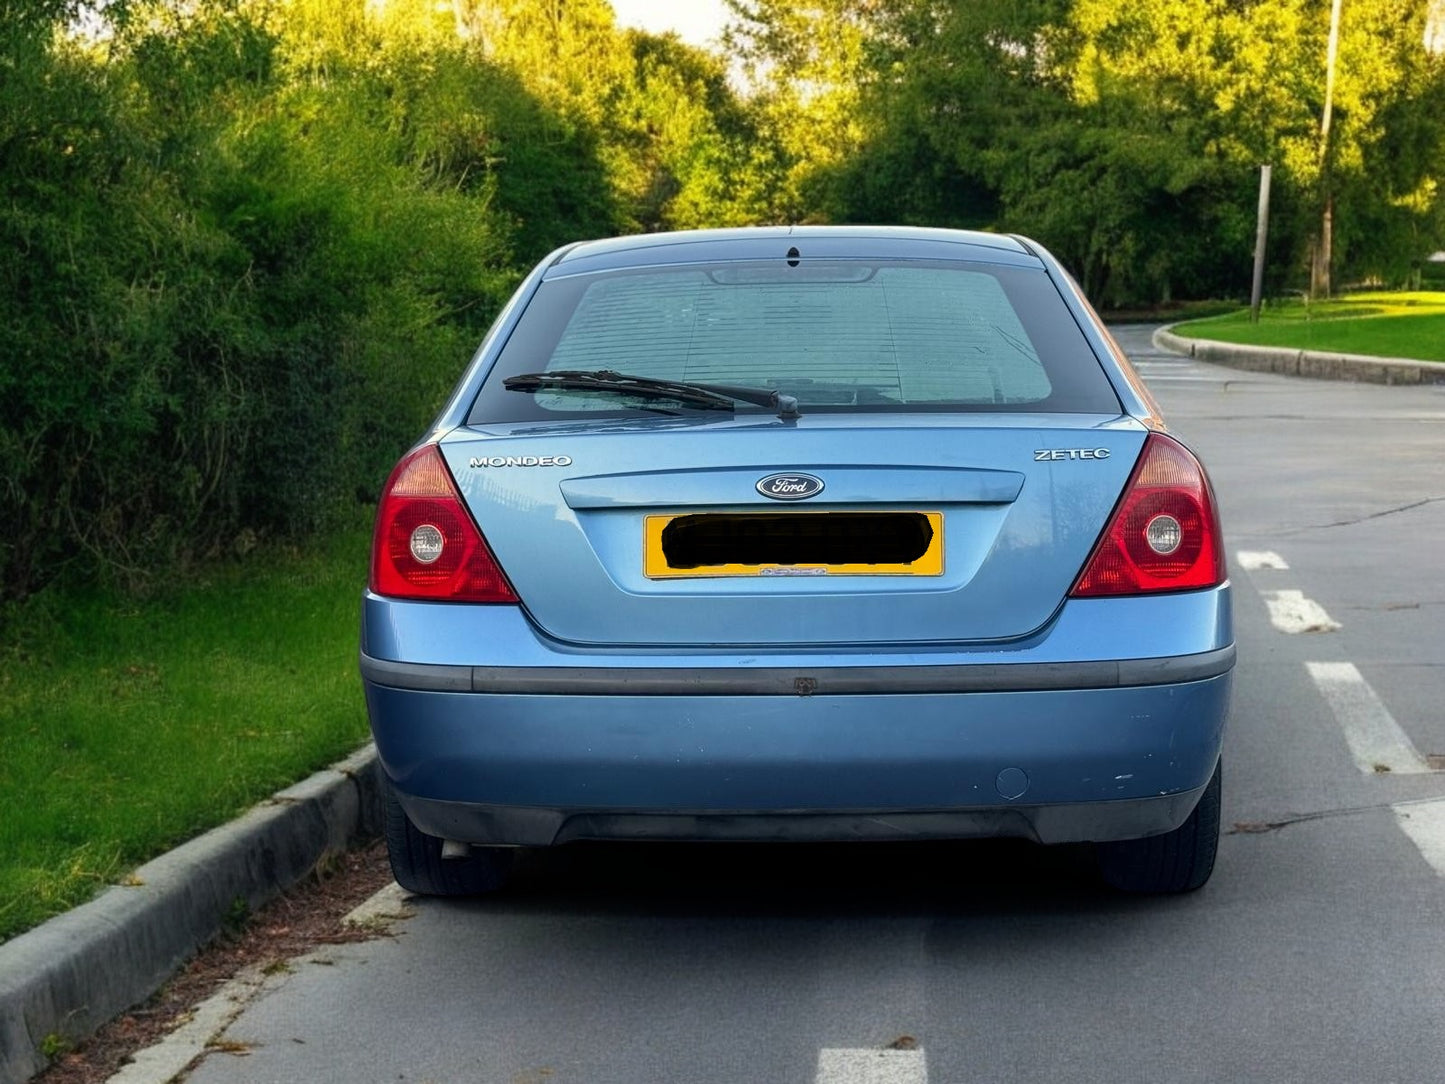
top-left (1096, 760), bottom-right (1222, 894)
top-left (383, 780), bottom-right (514, 896)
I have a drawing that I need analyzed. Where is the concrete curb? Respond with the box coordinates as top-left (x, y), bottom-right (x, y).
top-left (1152, 325), bottom-right (1445, 386)
top-left (0, 745), bottom-right (382, 1084)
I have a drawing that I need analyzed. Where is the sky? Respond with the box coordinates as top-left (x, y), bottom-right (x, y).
top-left (608, 0), bottom-right (731, 47)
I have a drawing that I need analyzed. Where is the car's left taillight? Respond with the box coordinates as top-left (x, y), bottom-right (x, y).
top-left (369, 444), bottom-right (519, 603)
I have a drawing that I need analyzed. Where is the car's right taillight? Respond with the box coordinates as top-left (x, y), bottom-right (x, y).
top-left (1070, 432), bottom-right (1225, 597)
top-left (370, 444), bottom-right (518, 603)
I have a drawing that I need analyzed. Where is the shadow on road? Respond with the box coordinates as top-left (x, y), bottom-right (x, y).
top-left (446, 838), bottom-right (1183, 921)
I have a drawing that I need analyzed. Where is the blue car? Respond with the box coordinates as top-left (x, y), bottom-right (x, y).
top-left (360, 227), bottom-right (1233, 896)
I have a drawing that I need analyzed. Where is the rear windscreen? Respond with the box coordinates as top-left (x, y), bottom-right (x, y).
top-left (470, 260), bottom-right (1120, 420)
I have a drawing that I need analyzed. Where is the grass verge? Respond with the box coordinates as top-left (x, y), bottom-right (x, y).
top-left (0, 525), bottom-right (372, 944)
top-left (1173, 291), bottom-right (1445, 362)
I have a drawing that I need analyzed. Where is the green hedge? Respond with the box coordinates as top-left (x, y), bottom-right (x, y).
top-left (0, 3), bottom-right (628, 601)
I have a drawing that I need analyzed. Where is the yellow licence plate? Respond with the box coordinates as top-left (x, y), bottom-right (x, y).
top-left (644, 511), bottom-right (944, 579)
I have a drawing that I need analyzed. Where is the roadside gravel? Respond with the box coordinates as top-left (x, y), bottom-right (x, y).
top-left (32, 844), bottom-right (395, 1084)
top-left (0, 747), bottom-right (384, 1084)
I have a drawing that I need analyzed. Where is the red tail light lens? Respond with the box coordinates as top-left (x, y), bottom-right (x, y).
top-left (370, 444), bottom-right (518, 603)
top-left (1070, 433), bottom-right (1225, 597)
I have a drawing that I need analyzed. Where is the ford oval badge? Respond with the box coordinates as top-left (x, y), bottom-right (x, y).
top-left (756, 472), bottom-right (825, 501)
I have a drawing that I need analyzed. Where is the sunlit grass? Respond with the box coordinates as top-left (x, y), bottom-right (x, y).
top-left (0, 526), bottom-right (373, 943)
top-left (1173, 291), bottom-right (1445, 362)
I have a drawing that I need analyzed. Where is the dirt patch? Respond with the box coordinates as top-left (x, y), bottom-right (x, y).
top-left (36, 841), bottom-right (396, 1084)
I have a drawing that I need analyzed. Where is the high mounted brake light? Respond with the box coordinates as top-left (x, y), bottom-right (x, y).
top-left (1070, 433), bottom-right (1225, 597)
top-left (369, 444), bottom-right (519, 603)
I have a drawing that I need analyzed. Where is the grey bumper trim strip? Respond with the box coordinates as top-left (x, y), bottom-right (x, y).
top-left (360, 644), bottom-right (1235, 696)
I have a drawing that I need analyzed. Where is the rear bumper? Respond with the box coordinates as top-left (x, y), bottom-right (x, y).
top-left (361, 588), bottom-right (1233, 847)
top-left (364, 669), bottom-right (1232, 847)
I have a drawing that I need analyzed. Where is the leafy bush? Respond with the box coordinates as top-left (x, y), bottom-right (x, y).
top-left (0, 1), bottom-right (628, 601)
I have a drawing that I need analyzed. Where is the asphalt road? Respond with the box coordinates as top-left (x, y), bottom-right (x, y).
top-left (176, 329), bottom-right (1445, 1084)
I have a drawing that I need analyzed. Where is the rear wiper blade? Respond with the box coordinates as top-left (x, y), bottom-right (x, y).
top-left (503, 370), bottom-right (801, 419)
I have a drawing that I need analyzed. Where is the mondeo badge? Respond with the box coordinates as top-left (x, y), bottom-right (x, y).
top-left (468, 455), bottom-right (573, 468)
top-left (757, 472), bottom-right (825, 500)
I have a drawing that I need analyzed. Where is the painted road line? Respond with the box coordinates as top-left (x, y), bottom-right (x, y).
top-left (1306, 662), bottom-right (1430, 775)
top-left (1137, 375), bottom-right (1227, 383)
top-left (342, 881), bottom-right (415, 931)
top-left (1236, 550), bottom-right (1290, 571)
top-left (1393, 799), bottom-right (1445, 877)
top-left (816, 1048), bottom-right (927, 1084)
top-left (1262, 590), bottom-right (1341, 633)
top-left (106, 966), bottom-right (273, 1084)
top-left (107, 885), bottom-right (417, 1083)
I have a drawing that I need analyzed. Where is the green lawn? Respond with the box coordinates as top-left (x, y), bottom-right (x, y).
top-left (1173, 291), bottom-right (1445, 363)
top-left (0, 526), bottom-right (373, 943)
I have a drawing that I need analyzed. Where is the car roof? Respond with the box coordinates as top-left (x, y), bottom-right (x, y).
top-left (547, 226), bottom-right (1041, 277)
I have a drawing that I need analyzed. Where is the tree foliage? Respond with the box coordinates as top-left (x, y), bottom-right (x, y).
top-left (2, 0), bottom-right (1444, 603)
top-left (0, 0), bottom-right (754, 601)
top-left (727, 0), bottom-right (1445, 304)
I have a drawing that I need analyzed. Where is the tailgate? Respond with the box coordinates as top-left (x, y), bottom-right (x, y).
top-left (440, 416), bottom-right (1144, 647)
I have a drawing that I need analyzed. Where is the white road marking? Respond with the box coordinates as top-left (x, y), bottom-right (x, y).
top-left (1262, 590), bottom-right (1341, 633)
top-left (816, 1048), bottom-right (928, 1084)
top-left (106, 884), bottom-right (417, 1083)
top-left (1138, 375), bottom-right (1228, 383)
top-left (105, 966), bottom-right (272, 1084)
top-left (1306, 662), bottom-right (1430, 775)
top-left (1236, 550), bottom-right (1290, 571)
top-left (342, 881), bottom-right (415, 930)
top-left (1393, 799), bottom-right (1445, 876)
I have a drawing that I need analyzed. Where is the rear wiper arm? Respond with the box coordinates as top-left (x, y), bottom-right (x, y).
top-left (503, 370), bottom-right (801, 419)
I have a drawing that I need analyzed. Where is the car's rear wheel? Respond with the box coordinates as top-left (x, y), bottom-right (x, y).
top-left (383, 780), bottom-right (514, 896)
top-left (1096, 759), bottom-right (1221, 894)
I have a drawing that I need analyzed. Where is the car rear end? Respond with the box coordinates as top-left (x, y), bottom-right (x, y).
top-left (360, 227), bottom-right (1233, 894)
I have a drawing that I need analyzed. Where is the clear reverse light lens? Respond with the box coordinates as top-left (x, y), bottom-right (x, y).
top-left (409, 524), bottom-right (445, 564)
top-left (1145, 514), bottom-right (1182, 555)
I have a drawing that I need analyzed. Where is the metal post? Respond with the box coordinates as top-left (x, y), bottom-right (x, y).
top-left (1321, 0), bottom-right (1343, 149)
top-left (1251, 164), bottom-right (1272, 324)
top-left (1312, 0), bottom-right (1344, 299)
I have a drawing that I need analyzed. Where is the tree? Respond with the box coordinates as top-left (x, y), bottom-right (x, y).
top-left (724, 0), bottom-right (1445, 304)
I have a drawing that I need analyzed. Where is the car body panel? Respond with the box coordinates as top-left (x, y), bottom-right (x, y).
top-left (365, 672), bottom-right (1230, 844)
top-left (360, 585), bottom-right (1233, 668)
top-left (547, 226), bottom-right (1035, 278)
top-left (437, 417), bottom-right (1144, 646)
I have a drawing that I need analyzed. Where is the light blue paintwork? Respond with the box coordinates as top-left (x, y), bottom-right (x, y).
top-left (547, 226), bottom-right (1037, 278)
top-left (436, 415), bottom-right (1150, 646)
top-left (362, 226), bottom-right (1233, 846)
top-left (361, 588), bottom-right (1232, 668)
top-left (362, 586), bottom-right (1232, 820)
top-left (366, 675), bottom-right (1231, 815)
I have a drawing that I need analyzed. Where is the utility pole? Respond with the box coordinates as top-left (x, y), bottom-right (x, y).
top-left (1311, 0), bottom-right (1344, 299)
top-left (1251, 165), bottom-right (1272, 323)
